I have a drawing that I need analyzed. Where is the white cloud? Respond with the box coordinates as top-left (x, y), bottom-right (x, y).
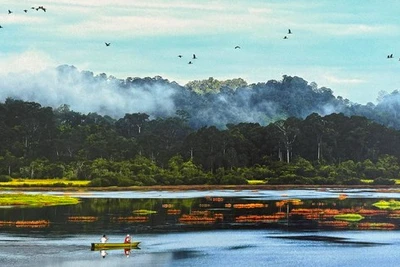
top-left (0, 50), bottom-right (56, 74)
top-left (323, 74), bottom-right (366, 84)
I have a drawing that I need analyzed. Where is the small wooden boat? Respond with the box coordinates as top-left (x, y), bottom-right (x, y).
top-left (91, 241), bottom-right (141, 251)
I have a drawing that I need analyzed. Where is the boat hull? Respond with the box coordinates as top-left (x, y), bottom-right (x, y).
top-left (91, 241), bottom-right (141, 251)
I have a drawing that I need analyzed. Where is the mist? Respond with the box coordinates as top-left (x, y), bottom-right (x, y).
top-left (0, 65), bottom-right (177, 119)
top-left (1, 65), bottom-right (400, 130)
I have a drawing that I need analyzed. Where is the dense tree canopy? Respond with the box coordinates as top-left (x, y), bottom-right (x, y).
top-left (0, 98), bottom-right (399, 186)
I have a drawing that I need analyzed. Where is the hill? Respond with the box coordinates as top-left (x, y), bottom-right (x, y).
top-left (1, 65), bottom-right (400, 129)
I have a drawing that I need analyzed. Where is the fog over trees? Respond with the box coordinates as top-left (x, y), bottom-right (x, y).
top-left (1, 65), bottom-right (400, 130)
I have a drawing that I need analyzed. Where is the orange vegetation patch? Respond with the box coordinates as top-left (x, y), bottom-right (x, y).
top-left (290, 208), bottom-right (323, 215)
top-left (162, 204), bottom-right (174, 208)
top-left (276, 199), bottom-right (303, 208)
top-left (388, 210), bottom-right (400, 218)
top-left (318, 220), bottom-right (350, 228)
top-left (190, 210), bottom-right (210, 216)
top-left (179, 214), bottom-right (215, 224)
top-left (388, 213), bottom-right (400, 219)
top-left (338, 194), bottom-right (348, 200)
top-left (167, 209), bottom-right (181, 215)
top-left (358, 209), bottom-right (388, 216)
top-left (323, 209), bottom-right (340, 216)
top-left (0, 221), bottom-right (15, 226)
top-left (112, 216), bottom-right (148, 222)
top-left (233, 203), bottom-right (266, 209)
top-left (235, 214), bottom-right (286, 223)
top-left (12, 220), bottom-right (50, 228)
top-left (67, 216), bottom-right (98, 222)
top-left (358, 223), bottom-right (396, 230)
top-left (214, 213), bottom-right (224, 220)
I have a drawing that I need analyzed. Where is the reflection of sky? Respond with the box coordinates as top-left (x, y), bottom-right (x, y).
top-left (22, 189), bottom-right (400, 200)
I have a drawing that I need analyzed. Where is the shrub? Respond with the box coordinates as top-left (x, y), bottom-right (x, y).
top-left (0, 175), bottom-right (12, 182)
top-left (373, 177), bottom-right (395, 185)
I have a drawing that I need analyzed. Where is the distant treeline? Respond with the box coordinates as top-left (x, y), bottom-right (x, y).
top-left (0, 98), bottom-right (399, 186)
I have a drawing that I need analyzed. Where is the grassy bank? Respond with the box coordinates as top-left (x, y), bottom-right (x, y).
top-left (0, 178), bottom-right (90, 187)
top-left (0, 193), bottom-right (80, 207)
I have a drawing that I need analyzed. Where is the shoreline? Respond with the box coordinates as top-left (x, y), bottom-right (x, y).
top-left (1, 184), bottom-right (400, 192)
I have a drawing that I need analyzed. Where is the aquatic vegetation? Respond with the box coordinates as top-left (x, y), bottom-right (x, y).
top-left (0, 220), bottom-right (50, 228)
top-left (372, 200), bottom-right (400, 210)
top-left (358, 223), bottom-right (396, 230)
top-left (235, 214), bottom-right (286, 223)
top-left (132, 209), bottom-right (157, 215)
top-left (334, 214), bottom-right (364, 222)
top-left (179, 214), bottom-right (215, 224)
top-left (358, 209), bottom-right (388, 216)
top-left (233, 203), bottom-right (266, 209)
top-left (0, 193), bottom-right (80, 207)
top-left (68, 216), bottom-right (98, 222)
top-left (318, 221), bottom-right (350, 229)
top-left (112, 216), bottom-right (149, 222)
top-left (167, 209), bottom-right (181, 215)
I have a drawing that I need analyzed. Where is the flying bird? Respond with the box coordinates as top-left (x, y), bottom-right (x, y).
top-left (0, 25), bottom-right (3, 28)
top-left (235, 46), bottom-right (241, 49)
top-left (24, 9), bottom-right (28, 13)
top-left (283, 36), bottom-right (288, 39)
top-left (8, 10), bottom-right (12, 14)
top-left (178, 55), bottom-right (182, 58)
top-left (387, 54), bottom-right (393, 58)
top-left (105, 42), bottom-right (111, 46)
top-left (36, 6), bottom-right (46, 12)
top-left (288, 29), bottom-right (292, 34)
top-left (188, 61), bottom-right (193, 64)
top-left (193, 54), bottom-right (197, 59)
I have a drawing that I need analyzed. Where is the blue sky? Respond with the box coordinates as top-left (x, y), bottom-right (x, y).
top-left (1, 0), bottom-right (400, 104)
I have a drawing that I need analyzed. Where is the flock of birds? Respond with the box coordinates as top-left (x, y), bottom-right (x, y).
top-left (2, 7), bottom-right (397, 67)
top-left (170, 29), bottom-right (293, 65)
top-left (1, 6), bottom-right (47, 28)
top-left (387, 54), bottom-right (400, 61)
top-left (2, 8), bottom-right (295, 66)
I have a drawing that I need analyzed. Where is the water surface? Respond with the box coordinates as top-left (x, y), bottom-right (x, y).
top-left (0, 188), bottom-right (399, 266)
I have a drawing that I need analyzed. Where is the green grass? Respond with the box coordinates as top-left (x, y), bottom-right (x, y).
top-left (0, 178), bottom-right (90, 187)
top-left (334, 213), bottom-right (364, 222)
top-left (360, 179), bottom-right (373, 184)
top-left (132, 209), bottom-right (157, 215)
top-left (0, 193), bottom-right (80, 207)
top-left (373, 200), bottom-right (400, 210)
top-left (247, 180), bottom-right (266, 185)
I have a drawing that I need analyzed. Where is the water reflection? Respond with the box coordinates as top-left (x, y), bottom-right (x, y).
top-left (0, 194), bottom-right (399, 235)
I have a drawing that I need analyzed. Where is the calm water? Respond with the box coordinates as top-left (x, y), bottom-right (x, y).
top-left (0, 188), bottom-right (399, 267)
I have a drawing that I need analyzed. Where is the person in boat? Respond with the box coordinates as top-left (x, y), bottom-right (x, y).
top-left (124, 234), bottom-right (131, 244)
top-left (100, 234), bottom-right (109, 243)
top-left (100, 249), bottom-right (108, 258)
top-left (124, 248), bottom-right (131, 257)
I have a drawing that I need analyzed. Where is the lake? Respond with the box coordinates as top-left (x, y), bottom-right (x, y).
top-left (0, 188), bottom-right (399, 267)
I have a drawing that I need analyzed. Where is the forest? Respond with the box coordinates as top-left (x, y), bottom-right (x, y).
top-left (0, 97), bottom-right (399, 186)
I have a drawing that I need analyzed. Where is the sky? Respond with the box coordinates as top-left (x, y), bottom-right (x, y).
top-left (1, 0), bottom-right (400, 105)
